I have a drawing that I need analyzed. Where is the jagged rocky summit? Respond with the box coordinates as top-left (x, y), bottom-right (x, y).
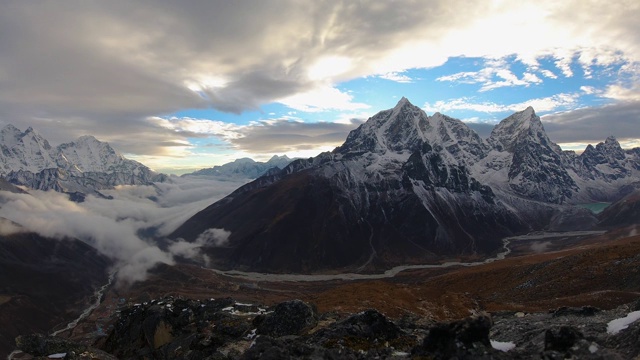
top-left (172, 97), bottom-right (640, 273)
top-left (0, 125), bottom-right (167, 197)
top-left (185, 155), bottom-right (295, 179)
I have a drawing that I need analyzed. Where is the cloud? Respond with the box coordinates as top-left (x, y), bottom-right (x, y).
top-left (436, 61), bottom-right (545, 92)
top-left (277, 86), bottom-right (370, 112)
top-left (530, 241), bottom-right (552, 253)
top-left (168, 228), bottom-right (230, 266)
top-left (231, 119), bottom-right (364, 154)
top-left (0, 176), bottom-right (247, 284)
top-left (542, 100), bottom-right (640, 145)
top-left (540, 69), bottom-right (558, 79)
top-left (0, 218), bottom-right (26, 236)
top-left (0, 1), bottom-right (638, 168)
top-left (424, 93), bottom-right (580, 114)
top-left (196, 228), bottom-right (231, 247)
top-left (378, 72), bottom-right (414, 83)
top-left (152, 115), bottom-right (366, 156)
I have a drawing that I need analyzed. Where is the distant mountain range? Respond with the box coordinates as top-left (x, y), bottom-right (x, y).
top-left (184, 155), bottom-right (295, 179)
top-left (172, 97), bottom-right (640, 273)
top-left (0, 125), bottom-right (167, 198)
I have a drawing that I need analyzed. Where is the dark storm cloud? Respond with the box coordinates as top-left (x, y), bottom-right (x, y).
top-left (230, 119), bottom-right (365, 153)
top-left (543, 101), bottom-right (640, 145)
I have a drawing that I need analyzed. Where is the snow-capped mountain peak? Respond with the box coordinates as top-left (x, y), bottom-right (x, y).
top-left (0, 125), bottom-right (164, 194)
top-left (56, 135), bottom-right (127, 173)
top-left (337, 98), bottom-right (439, 155)
top-left (0, 124), bottom-right (23, 147)
top-left (186, 155), bottom-right (295, 179)
top-left (597, 136), bottom-right (626, 160)
top-left (0, 124), bottom-right (56, 174)
top-left (487, 106), bottom-right (546, 152)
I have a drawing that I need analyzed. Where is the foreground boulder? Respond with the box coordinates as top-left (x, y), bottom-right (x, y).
top-left (411, 314), bottom-right (508, 359)
top-left (15, 333), bottom-right (116, 360)
top-left (256, 300), bottom-right (317, 337)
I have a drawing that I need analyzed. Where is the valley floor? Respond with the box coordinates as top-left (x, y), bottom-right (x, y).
top-left (57, 225), bottom-right (640, 348)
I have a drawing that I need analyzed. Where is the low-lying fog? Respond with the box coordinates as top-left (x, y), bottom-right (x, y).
top-left (0, 175), bottom-right (248, 284)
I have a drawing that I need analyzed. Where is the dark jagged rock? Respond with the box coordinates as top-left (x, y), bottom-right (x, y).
top-left (544, 326), bottom-right (583, 351)
top-left (16, 296), bottom-right (640, 359)
top-left (256, 300), bottom-right (317, 337)
top-left (240, 336), bottom-right (321, 360)
top-left (103, 297), bottom-right (254, 359)
top-left (606, 320), bottom-right (640, 359)
top-left (311, 309), bottom-right (408, 347)
top-left (412, 313), bottom-right (503, 359)
top-left (552, 306), bottom-right (600, 318)
top-left (16, 333), bottom-right (117, 360)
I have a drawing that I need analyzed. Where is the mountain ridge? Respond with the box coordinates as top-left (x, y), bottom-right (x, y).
top-left (184, 155), bottom-right (295, 179)
top-left (171, 98), bottom-right (640, 274)
top-left (0, 125), bottom-right (167, 196)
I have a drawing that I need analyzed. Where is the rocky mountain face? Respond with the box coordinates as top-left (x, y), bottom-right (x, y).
top-left (172, 98), bottom-right (640, 274)
top-left (13, 297), bottom-right (640, 359)
top-left (598, 190), bottom-right (640, 228)
top-left (0, 125), bottom-right (167, 196)
top-left (0, 226), bottom-right (111, 357)
top-left (186, 155), bottom-right (295, 179)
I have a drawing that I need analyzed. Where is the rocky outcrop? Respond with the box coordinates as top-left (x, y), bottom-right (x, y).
top-left (13, 297), bottom-right (640, 359)
top-left (15, 333), bottom-right (116, 360)
top-left (412, 314), bottom-right (494, 359)
top-left (255, 300), bottom-right (317, 337)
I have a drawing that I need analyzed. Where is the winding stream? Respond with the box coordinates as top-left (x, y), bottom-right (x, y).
top-left (50, 272), bottom-right (115, 337)
top-left (205, 231), bottom-right (606, 282)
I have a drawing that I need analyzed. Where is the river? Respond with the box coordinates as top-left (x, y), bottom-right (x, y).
top-left (204, 231), bottom-right (607, 282)
top-left (50, 272), bottom-right (115, 337)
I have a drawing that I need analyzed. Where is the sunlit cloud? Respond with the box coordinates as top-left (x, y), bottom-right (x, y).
top-left (378, 72), bottom-right (413, 83)
top-left (307, 56), bottom-right (353, 81)
top-left (437, 63), bottom-right (546, 92)
top-left (277, 86), bottom-right (370, 112)
top-left (424, 93), bottom-right (580, 114)
top-left (540, 69), bottom-right (558, 79)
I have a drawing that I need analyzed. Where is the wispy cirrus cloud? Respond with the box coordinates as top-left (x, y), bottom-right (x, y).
top-left (378, 72), bottom-right (414, 83)
top-left (423, 93), bottom-right (581, 114)
top-left (436, 60), bottom-right (545, 92)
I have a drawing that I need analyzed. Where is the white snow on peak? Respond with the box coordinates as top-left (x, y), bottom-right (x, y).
top-left (57, 135), bottom-right (126, 173)
top-left (488, 106), bottom-right (549, 153)
top-left (0, 124), bottom-right (154, 178)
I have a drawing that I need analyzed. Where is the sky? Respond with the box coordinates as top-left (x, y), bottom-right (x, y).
top-left (1, 0), bottom-right (639, 174)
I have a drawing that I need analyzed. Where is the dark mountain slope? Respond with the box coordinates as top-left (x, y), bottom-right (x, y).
top-left (0, 229), bottom-right (111, 357)
top-left (172, 99), bottom-right (526, 273)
